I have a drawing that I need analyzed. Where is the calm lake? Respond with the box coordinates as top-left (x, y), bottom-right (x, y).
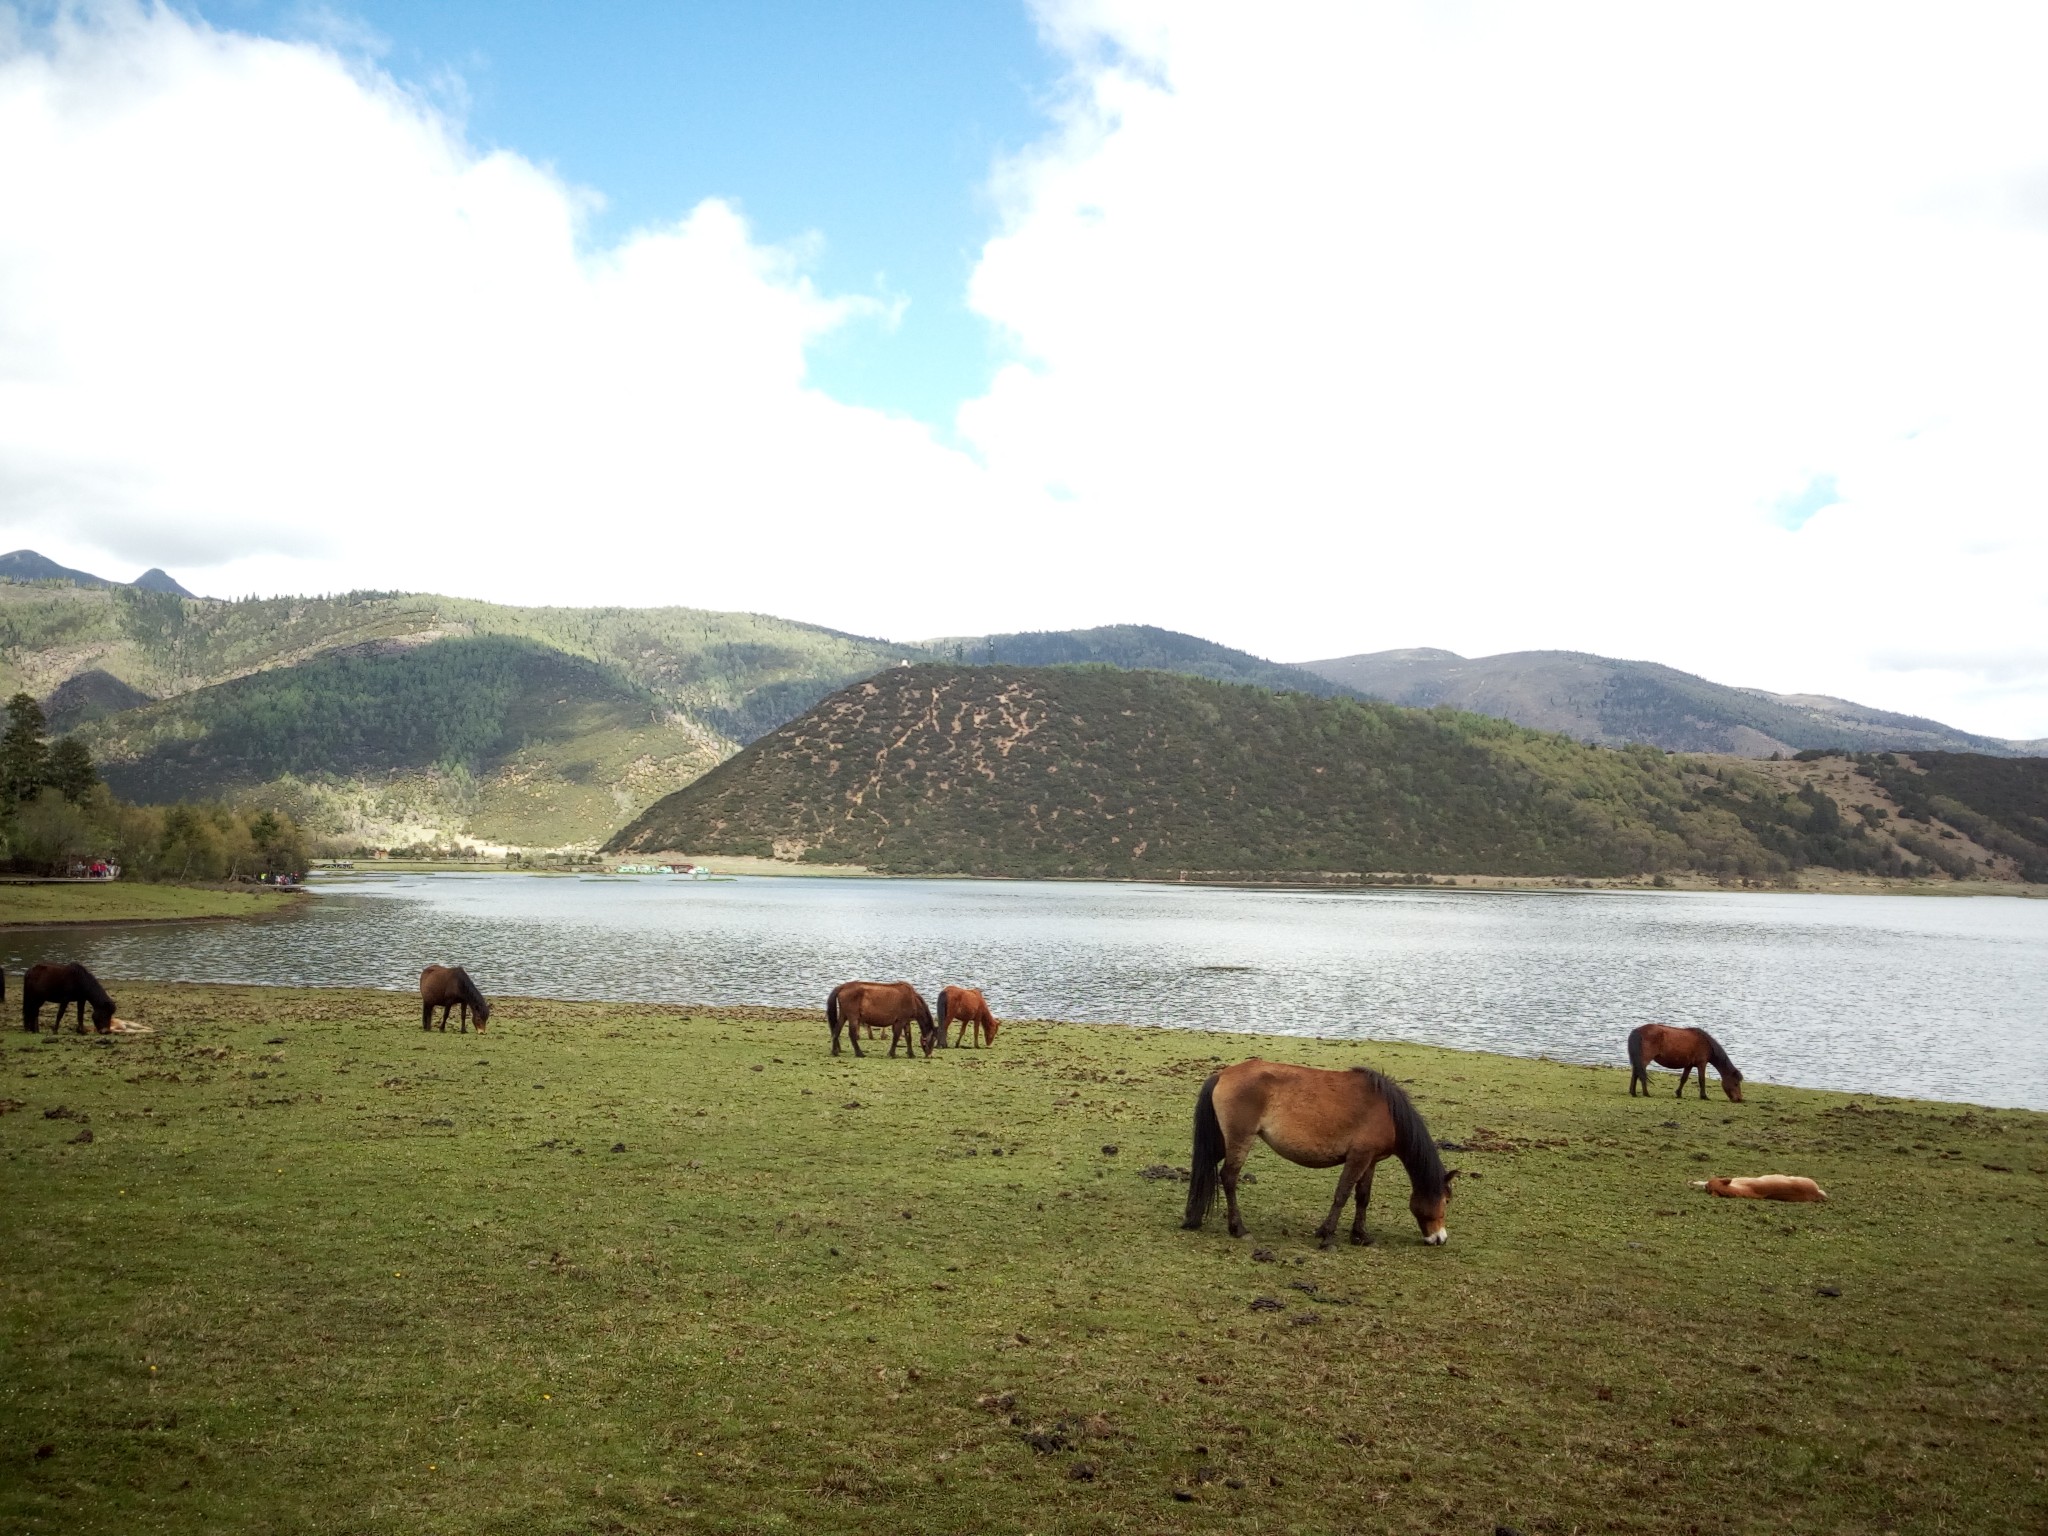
top-left (10, 874), bottom-right (2047, 1110)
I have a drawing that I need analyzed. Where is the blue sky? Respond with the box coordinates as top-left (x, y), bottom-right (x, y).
top-left (193, 0), bottom-right (1061, 426)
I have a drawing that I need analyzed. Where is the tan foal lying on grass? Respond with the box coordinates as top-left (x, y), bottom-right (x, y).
top-left (1692, 1175), bottom-right (1829, 1202)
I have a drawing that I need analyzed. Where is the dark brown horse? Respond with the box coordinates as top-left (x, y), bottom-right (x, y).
top-left (825, 981), bottom-right (934, 1058)
top-left (420, 965), bottom-right (490, 1033)
top-left (22, 962), bottom-right (117, 1034)
top-left (1183, 1059), bottom-right (1460, 1248)
top-left (936, 986), bottom-right (999, 1048)
top-left (1628, 1023), bottom-right (1743, 1101)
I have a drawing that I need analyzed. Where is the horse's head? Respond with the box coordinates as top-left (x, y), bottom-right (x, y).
top-left (90, 999), bottom-right (117, 1034)
top-left (919, 1020), bottom-right (936, 1058)
top-left (473, 1000), bottom-right (490, 1034)
top-left (1412, 1168), bottom-right (1461, 1245)
top-left (1722, 1071), bottom-right (1744, 1103)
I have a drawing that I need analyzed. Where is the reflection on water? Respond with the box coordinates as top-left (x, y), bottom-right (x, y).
top-left (8, 874), bottom-right (2046, 1109)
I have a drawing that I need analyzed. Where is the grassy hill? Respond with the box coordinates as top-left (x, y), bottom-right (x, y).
top-left (1, 578), bottom-right (1353, 850)
top-left (77, 636), bottom-right (729, 849)
top-left (2, 579), bottom-right (917, 847)
top-left (1301, 647), bottom-right (2030, 757)
top-left (605, 664), bottom-right (2022, 882)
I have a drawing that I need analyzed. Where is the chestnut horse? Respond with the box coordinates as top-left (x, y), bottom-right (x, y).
top-left (1183, 1059), bottom-right (1460, 1248)
top-left (826, 981), bottom-right (934, 1058)
top-left (1628, 1023), bottom-right (1743, 1102)
top-left (1693, 1175), bottom-right (1828, 1202)
top-left (420, 965), bottom-right (490, 1033)
top-left (936, 986), bottom-right (999, 1048)
top-left (22, 962), bottom-right (117, 1034)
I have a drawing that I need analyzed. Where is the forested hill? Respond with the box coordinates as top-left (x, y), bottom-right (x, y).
top-left (606, 665), bottom-right (2038, 882)
top-left (924, 624), bottom-right (1354, 698)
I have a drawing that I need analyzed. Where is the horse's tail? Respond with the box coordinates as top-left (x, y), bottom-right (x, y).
top-left (1702, 1030), bottom-right (1741, 1087)
top-left (1183, 1072), bottom-right (1226, 1229)
top-left (930, 987), bottom-right (949, 1048)
top-left (1626, 1025), bottom-right (1647, 1072)
top-left (826, 984), bottom-right (845, 1032)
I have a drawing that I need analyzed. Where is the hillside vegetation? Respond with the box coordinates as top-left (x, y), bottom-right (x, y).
top-left (75, 637), bottom-right (728, 850)
top-left (1302, 647), bottom-right (2033, 757)
top-left (606, 665), bottom-right (2023, 882)
top-left (1, 582), bottom-right (914, 847)
top-left (9, 572), bottom-right (2042, 855)
top-left (927, 623), bottom-right (1354, 698)
top-left (1, 582), bottom-right (1353, 850)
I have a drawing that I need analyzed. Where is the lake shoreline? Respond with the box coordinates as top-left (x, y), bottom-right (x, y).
top-left (327, 860), bottom-right (2046, 899)
top-left (40, 978), bottom-right (2034, 1115)
top-left (0, 882), bottom-right (307, 930)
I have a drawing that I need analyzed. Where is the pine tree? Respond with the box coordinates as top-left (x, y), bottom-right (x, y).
top-left (47, 736), bottom-right (99, 804)
top-left (1, 692), bottom-right (50, 806)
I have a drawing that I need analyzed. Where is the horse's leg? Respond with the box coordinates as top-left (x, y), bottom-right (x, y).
top-left (1317, 1150), bottom-right (1371, 1249)
top-left (1350, 1160), bottom-right (1379, 1245)
top-left (1698, 1066), bottom-right (1710, 1100)
top-left (829, 1016), bottom-right (843, 1056)
top-left (458, 1003), bottom-right (468, 1034)
top-left (1675, 1066), bottom-right (1690, 1098)
top-left (1221, 1142), bottom-right (1253, 1239)
top-left (849, 1016), bottom-right (865, 1058)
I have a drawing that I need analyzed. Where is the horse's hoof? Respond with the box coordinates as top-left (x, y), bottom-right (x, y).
top-left (1351, 1232), bottom-right (1373, 1246)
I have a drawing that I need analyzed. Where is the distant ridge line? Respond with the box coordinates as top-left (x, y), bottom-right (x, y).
top-left (1296, 646), bottom-right (2035, 758)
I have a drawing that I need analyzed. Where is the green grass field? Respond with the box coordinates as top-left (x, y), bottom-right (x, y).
top-left (2, 986), bottom-right (2042, 1534)
top-left (0, 884), bottom-right (303, 929)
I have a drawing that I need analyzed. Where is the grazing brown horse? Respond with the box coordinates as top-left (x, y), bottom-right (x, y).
top-left (1628, 1023), bottom-right (1743, 1102)
top-left (1693, 1175), bottom-right (1828, 1202)
top-left (22, 962), bottom-right (117, 1034)
top-left (420, 965), bottom-right (491, 1033)
top-left (1183, 1059), bottom-right (1460, 1248)
top-left (825, 981), bottom-right (934, 1058)
top-left (936, 986), bottom-right (999, 1048)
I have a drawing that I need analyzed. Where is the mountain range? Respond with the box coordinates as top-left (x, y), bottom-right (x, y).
top-left (0, 551), bottom-right (2038, 851)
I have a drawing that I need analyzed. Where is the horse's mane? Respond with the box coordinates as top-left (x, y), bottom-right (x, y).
top-left (82, 968), bottom-right (115, 1012)
top-left (1355, 1067), bottom-right (1445, 1203)
top-left (1700, 1029), bottom-right (1740, 1082)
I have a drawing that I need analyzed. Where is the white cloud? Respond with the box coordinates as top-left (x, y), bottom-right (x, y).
top-left (2, 1), bottom-right (2045, 737)
top-left (958, 0), bottom-right (2048, 735)
top-left (0, 2), bottom-right (1055, 605)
